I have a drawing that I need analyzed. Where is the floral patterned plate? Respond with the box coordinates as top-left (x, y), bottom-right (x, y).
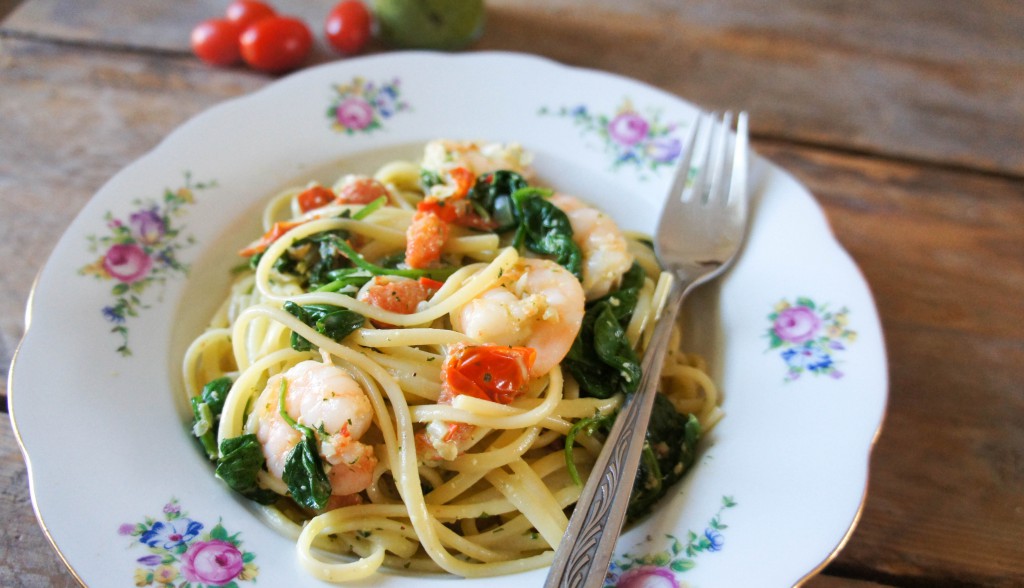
top-left (9, 51), bottom-right (887, 588)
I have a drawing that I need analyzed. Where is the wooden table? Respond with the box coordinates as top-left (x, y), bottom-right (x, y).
top-left (1, 1), bottom-right (1021, 586)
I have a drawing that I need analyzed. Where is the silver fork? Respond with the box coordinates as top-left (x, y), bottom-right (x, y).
top-left (544, 111), bottom-right (750, 588)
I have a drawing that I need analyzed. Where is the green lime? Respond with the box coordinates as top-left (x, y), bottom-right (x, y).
top-left (373, 0), bottom-right (485, 50)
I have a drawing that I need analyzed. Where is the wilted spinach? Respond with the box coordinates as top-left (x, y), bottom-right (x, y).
top-left (315, 267), bottom-right (374, 293)
top-left (564, 410), bottom-right (617, 486)
top-left (277, 380), bottom-right (332, 511)
top-left (563, 395), bottom-right (702, 522)
top-left (467, 170), bottom-right (529, 231)
top-left (627, 396), bottom-right (701, 520)
top-left (215, 434), bottom-right (279, 505)
top-left (563, 263), bottom-right (646, 398)
top-left (283, 301), bottom-right (366, 352)
top-left (191, 377), bottom-right (233, 460)
top-left (511, 188), bottom-right (583, 280)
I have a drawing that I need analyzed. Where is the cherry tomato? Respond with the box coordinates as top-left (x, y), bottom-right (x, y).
top-left (296, 184), bottom-right (336, 213)
top-left (190, 18), bottom-right (242, 66)
top-left (441, 344), bottom-right (536, 405)
top-left (240, 16), bottom-right (313, 73)
top-left (325, 0), bottom-right (373, 55)
top-left (225, 0), bottom-right (276, 31)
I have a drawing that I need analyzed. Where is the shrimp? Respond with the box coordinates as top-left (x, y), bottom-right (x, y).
top-left (550, 194), bottom-right (635, 300)
top-left (451, 258), bottom-right (585, 378)
top-left (421, 139), bottom-right (534, 181)
top-left (333, 174), bottom-right (393, 205)
top-left (404, 210), bottom-right (450, 269)
top-left (357, 275), bottom-right (442, 327)
top-left (252, 359), bottom-right (377, 501)
top-left (357, 275), bottom-right (440, 315)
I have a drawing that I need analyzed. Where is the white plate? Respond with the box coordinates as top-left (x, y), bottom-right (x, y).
top-left (10, 51), bottom-right (887, 588)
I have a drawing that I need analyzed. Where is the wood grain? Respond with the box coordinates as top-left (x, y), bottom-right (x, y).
top-left (5, 0), bottom-right (1024, 177)
top-left (1, 418), bottom-right (79, 588)
top-left (0, 37), bottom-right (267, 401)
top-left (2, 1), bottom-right (1023, 586)
top-left (761, 143), bottom-right (1024, 587)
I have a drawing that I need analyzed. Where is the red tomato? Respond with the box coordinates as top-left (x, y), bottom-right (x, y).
top-left (442, 344), bottom-right (537, 405)
top-left (226, 0), bottom-right (276, 31)
top-left (190, 19), bottom-right (241, 66)
top-left (240, 16), bottom-right (313, 73)
top-left (325, 0), bottom-right (373, 55)
top-left (296, 185), bottom-right (336, 213)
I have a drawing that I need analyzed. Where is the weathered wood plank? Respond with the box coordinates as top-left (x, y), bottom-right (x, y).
top-left (0, 418), bottom-right (80, 588)
top-left (0, 38), bottom-right (268, 400)
top-left (758, 142), bottom-right (1024, 587)
top-left (0, 417), bottom-right (902, 587)
top-left (2, 39), bottom-right (1023, 585)
top-left (0, 0), bottom-right (23, 22)
top-left (4, 0), bottom-right (1024, 176)
top-left (804, 577), bottom-right (896, 588)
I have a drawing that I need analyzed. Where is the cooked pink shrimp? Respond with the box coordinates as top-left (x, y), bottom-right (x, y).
top-left (550, 194), bottom-right (635, 300)
top-left (252, 359), bottom-right (377, 500)
top-left (421, 140), bottom-right (535, 181)
top-left (451, 258), bottom-right (585, 378)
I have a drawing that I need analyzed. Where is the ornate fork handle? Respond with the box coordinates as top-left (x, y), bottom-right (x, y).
top-left (545, 278), bottom-right (688, 588)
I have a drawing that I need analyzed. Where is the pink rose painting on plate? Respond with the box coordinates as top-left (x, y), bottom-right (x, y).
top-left (539, 98), bottom-right (683, 179)
top-left (328, 76), bottom-right (410, 134)
top-left (767, 297), bottom-right (857, 381)
top-left (80, 174), bottom-right (212, 356)
top-left (119, 499), bottom-right (258, 587)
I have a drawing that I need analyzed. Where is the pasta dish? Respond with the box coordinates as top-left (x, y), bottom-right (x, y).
top-left (182, 140), bottom-right (721, 581)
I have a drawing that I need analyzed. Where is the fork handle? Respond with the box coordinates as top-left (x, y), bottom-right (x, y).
top-left (544, 280), bottom-right (687, 588)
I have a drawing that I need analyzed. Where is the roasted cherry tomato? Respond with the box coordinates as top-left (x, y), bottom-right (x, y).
top-left (325, 0), bottom-right (373, 55)
top-left (190, 18), bottom-right (242, 66)
top-left (239, 16), bottom-right (313, 73)
top-left (226, 0), bottom-right (276, 31)
top-left (441, 344), bottom-right (536, 405)
top-left (296, 184), bottom-right (336, 213)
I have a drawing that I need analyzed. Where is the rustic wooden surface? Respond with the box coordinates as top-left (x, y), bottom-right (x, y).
top-left (2, 0), bottom-right (1022, 586)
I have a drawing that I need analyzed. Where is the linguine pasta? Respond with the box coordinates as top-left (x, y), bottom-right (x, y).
top-left (182, 140), bottom-right (721, 582)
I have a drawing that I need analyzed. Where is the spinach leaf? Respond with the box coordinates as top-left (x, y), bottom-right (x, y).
top-left (420, 169), bottom-right (443, 191)
top-left (564, 411), bottom-right (616, 485)
top-left (593, 305), bottom-right (642, 392)
top-left (352, 196), bottom-right (387, 220)
top-left (315, 267), bottom-right (374, 293)
top-left (627, 395), bottom-right (701, 520)
top-left (303, 228), bottom-right (356, 289)
top-left (563, 263), bottom-right (645, 399)
top-left (283, 301), bottom-right (366, 351)
top-left (563, 395), bottom-right (702, 522)
top-left (467, 170), bottom-right (529, 231)
top-left (190, 377), bottom-right (233, 460)
top-left (321, 233), bottom-right (457, 280)
top-left (511, 188), bottom-right (583, 280)
top-left (282, 432), bottom-right (333, 511)
top-left (277, 380), bottom-right (332, 511)
top-left (215, 434), bottom-right (279, 505)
